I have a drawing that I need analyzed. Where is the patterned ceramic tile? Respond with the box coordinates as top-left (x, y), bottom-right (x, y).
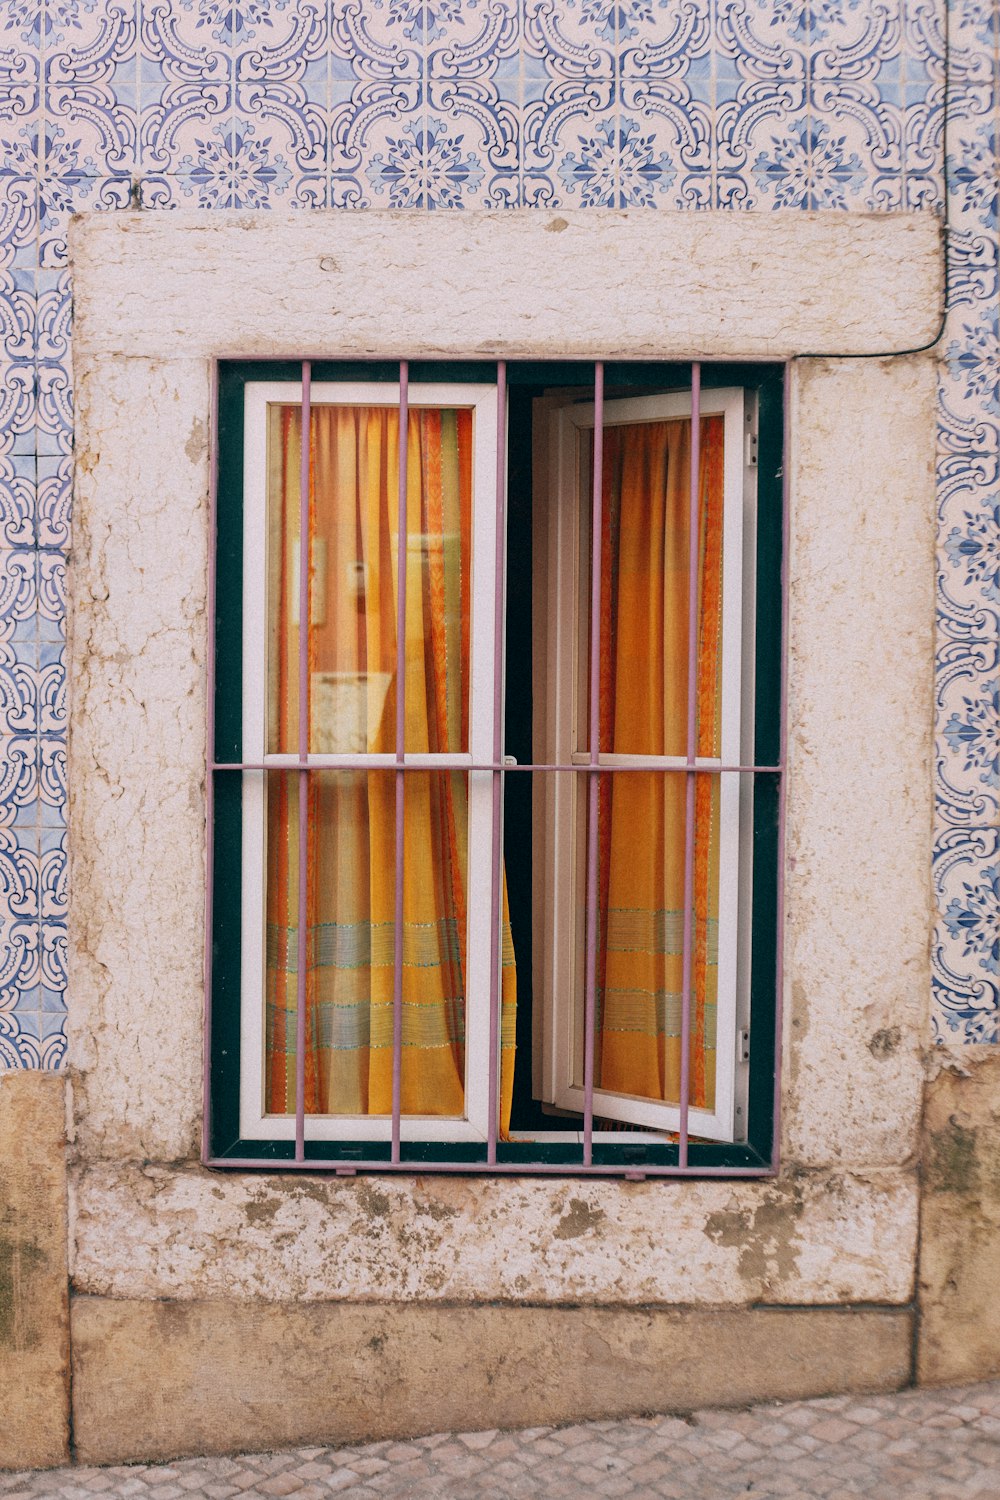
top-left (0, 0), bottom-right (996, 1063)
top-left (522, 77), bottom-right (620, 205)
top-left (933, 823), bottom-right (1000, 1042)
top-left (330, 1), bottom-right (426, 80)
top-left (0, 455), bottom-right (35, 548)
top-left (523, 0), bottom-right (618, 80)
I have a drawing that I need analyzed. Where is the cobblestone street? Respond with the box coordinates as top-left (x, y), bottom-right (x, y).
top-left (3, 1381), bottom-right (1000, 1499)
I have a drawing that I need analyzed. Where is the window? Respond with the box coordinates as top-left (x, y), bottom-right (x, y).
top-left (209, 360), bottom-right (784, 1176)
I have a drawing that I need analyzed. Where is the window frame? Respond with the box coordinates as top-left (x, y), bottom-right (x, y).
top-left (208, 358), bottom-right (785, 1177)
top-left (534, 387), bottom-right (754, 1144)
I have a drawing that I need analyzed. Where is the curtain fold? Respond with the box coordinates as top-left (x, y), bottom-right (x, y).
top-left (596, 415), bottom-right (725, 1112)
top-left (264, 403), bottom-right (516, 1128)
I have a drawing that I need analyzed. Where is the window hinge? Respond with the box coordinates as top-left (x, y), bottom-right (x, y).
top-left (745, 432), bottom-right (758, 469)
top-left (738, 1027), bottom-right (750, 1063)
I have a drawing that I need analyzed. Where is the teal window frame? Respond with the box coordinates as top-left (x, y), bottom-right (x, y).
top-left (208, 359), bottom-right (784, 1175)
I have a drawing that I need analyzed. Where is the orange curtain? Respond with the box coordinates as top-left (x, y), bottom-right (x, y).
top-left (264, 404), bottom-right (516, 1127)
top-left (596, 416), bottom-right (724, 1111)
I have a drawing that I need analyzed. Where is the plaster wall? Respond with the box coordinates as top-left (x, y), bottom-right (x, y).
top-left (67, 211), bottom-right (935, 1315)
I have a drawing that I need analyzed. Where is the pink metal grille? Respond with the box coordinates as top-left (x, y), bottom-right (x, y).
top-left (204, 360), bottom-right (788, 1178)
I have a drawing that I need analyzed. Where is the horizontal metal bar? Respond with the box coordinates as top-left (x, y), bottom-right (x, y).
top-left (212, 760), bottom-right (783, 775)
top-left (206, 1156), bottom-right (776, 1177)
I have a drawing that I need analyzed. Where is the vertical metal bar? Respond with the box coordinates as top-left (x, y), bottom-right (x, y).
top-left (487, 362), bottom-right (507, 1164)
top-left (202, 362), bottom-right (220, 1165)
top-left (391, 362), bottom-right (410, 1163)
top-left (771, 362), bottom-right (792, 1173)
top-left (295, 361), bottom-right (312, 1163)
top-left (582, 362), bottom-right (605, 1165)
top-left (678, 362), bottom-right (701, 1170)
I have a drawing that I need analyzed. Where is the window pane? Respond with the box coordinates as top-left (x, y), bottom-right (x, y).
top-left (579, 414), bottom-right (725, 758)
top-left (264, 768), bottom-right (478, 1118)
top-left (577, 769), bottom-right (719, 1112)
top-left (267, 403), bottom-right (473, 755)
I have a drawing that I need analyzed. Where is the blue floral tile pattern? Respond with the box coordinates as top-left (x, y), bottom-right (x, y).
top-left (0, 0), bottom-right (995, 1065)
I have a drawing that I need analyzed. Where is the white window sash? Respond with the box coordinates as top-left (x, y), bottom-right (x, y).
top-left (238, 381), bottom-right (499, 1142)
top-left (539, 387), bottom-right (752, 1144)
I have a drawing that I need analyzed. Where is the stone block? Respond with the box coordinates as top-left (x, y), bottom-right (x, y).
top-left (918, 1052), bottom-right (1000, 1386)
top-left (71, 1297), bottom-right (913, 1466)
top-left (0, 1072), bottom-right (70, 1470)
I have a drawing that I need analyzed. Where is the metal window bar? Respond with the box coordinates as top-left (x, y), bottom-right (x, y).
top-left (205, 359), bottom-right (788, 1178)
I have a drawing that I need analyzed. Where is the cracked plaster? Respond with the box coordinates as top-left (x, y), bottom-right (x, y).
top-left (67, 213), bottom-right (936, 1310)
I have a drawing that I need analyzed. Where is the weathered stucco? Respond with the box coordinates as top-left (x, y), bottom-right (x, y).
top-left (67, 213), bottom-right (934, 1330)
top-left (70, 1163), bottom-right (917, 1305)
top-left (918, 1050), bottom-right (1000, 1386)
top-left (783, 356), bottom-right (935, 1168)
top-left (70, 1297), bottom-right (914, 1467)
top-left (70, 210), bottom-right (942, 363)
top-left (0, 1073), bottom-right (70, 1470)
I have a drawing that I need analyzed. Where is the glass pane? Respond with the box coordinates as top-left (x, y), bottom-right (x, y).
top-left (577, 769), bottom-right (719, 1111)
top-left (267, 403), bottom-right (473, 756)
top-left (264, 769), bottom-right (473, 1117)
top-left (578, 414), bottom-right (725, 758)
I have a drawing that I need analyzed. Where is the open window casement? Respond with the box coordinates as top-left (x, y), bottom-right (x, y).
top-left (221, 361), bottom-right (774, 1166)
top-left (533, 388), bottom-right (757, 1144)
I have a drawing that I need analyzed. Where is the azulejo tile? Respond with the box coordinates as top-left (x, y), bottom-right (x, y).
top-left (615, 0), bottom-right (711, 81)
top-left (43, 0), bottom-right (138, 177)
top-left (0, 551), bottom-right (38, 637)
top-left (425, 78), bottom-right (519, 204)
top-left (0, 361), bottom-right (35, 457)
top-left (331, 0), bottom-right (425, 81)
top-left (522, 76), bottom-right (618, 205)
top-left (0, 264), bottom-right (34, 363)
top-left (938, 470), bottom-right (1000, 620)
top-left (235, 0), bottom-right (327, 87)
top-left (39, 173), bottom-right (131, 269)
top-left (946, 107), bottom-right (999, 234)
top-left (330, 78), bottom-right (423, 206)
top-left (932, 823), bottom-right (1000, 1044)
top-left (523, 0), bottom-right (617, 80)
top-left (140, 0), bottom-right (233, 87)
top-left (38, 733), bottom-right (64, 822)
top-left (714, 0), bottom-right (809, 81)
top-left (0, 121), bottom-right (39, 269)
top-left (935, 640), bottom-right (1000, 824)
top-left (939, 0), bottom-right (999, 88)
top-left (0, 621), bottom-right (38, 738)
top-left (35, 271), bottom-right (72, 457)
top-left (804, 78), bottom-right (904, 208)
top-left (0, 736), bottom-right (38, 827)
top-left (618, 76), bottom-right (712, 201)
top-left (0, 455), bottom-right (35, 548)
top-left (425, 0), bottom-right (519, 79)
top-left (140, 76), bottom-right (234, 173)
top-left (37, 550), bottom-right (65, 636)
top-left (162, 115), bottom-right (319, 206)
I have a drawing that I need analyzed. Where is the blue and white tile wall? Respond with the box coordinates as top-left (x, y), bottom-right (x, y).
top-left (0, 0), bottom-right (994, 1066)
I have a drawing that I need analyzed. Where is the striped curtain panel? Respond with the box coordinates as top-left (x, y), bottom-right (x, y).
top-left (596, 415), bottom-right (725, 1112)
top-left (264, 403), bottom-right (517, 1128)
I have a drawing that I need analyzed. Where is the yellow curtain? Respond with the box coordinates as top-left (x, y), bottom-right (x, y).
top-left (264, 404), bottom-right (516, 1127)
top-left (596, 416), bottom-right (724, 1111)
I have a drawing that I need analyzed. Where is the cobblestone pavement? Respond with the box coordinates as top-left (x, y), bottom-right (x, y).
top-left (4, 1381), bottom-right (1000, 1499)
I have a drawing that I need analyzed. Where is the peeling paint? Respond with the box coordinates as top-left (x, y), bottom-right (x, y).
top-left (554, 1199), bottom-right (605, 1241)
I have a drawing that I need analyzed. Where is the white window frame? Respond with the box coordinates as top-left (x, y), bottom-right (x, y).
top-left (533, 387), bottom-right (756, 1144)
top-left (238, 380), bottom-right (500, 1143)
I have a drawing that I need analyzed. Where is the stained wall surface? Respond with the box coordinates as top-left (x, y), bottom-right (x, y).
top-left (0, 0), bottom-right (994, 1067)
top-left (0, 0), bottom-right (999, 1462)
